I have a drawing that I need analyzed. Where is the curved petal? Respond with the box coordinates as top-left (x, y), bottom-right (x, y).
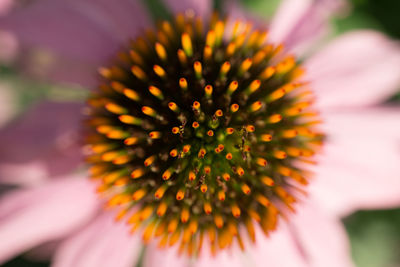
top-left (0, 161), bottom-right (48, 186)
top-left (0, 0), bottom-right (151, 87)
top-left (306, 31), bottom-right (400, 109)
top-left (0, 30), bottom-right (18, 63)
top-left (250, 223), bottom-right (308, 267)
top-left (0, 101), bottom-right (84, 184)
top-left (0, 176), bottom-right (99, 264)
top-left (269, 0), bottom-right (347, 53)
top-left (142, 243), bottom-right (188, 267)
top-left (192, 240), bottom-right (247, 267)
top-left (0, 0), bottom-right (12, 15)
top-left (290, 199), bottom-right (355, 267)
top-left (162, 0), bottom-right (212, 18)
top-left (310, 107), bottom-right (400, 216)
top-left (53, 212), bottom-right (141, 267)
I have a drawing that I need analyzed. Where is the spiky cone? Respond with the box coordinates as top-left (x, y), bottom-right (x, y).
top-left (86, 13), bottom-right (323, 257)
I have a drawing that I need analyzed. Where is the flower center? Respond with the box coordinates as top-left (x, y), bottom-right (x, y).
top-left (86, 13), bottom-right (323, 256)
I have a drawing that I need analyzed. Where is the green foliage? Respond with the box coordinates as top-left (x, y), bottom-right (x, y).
top-left (344, 209), bottom-right (400, 267)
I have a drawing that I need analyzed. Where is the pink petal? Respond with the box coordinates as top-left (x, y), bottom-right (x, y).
top-left (306, 30), bottom-right (400, 108)
top-left (0, 0), bottom-right (151, 87)
top-left (310, 107), bottom-right (400, 216)
top-left (0, 101), bottom-right (84, 184)
top-left (192, 240), bottom-right (247, 267)
top-left (0, 176), bottom-right (99, 264)
top-left (250, 223), bottom-right (308, 267)
top-left (0, 161), bottom-right (48, 186)
top-left (53, 212), bottom-right (141, 267)
top-left (0, 0), bottom-right (12, 15)
top-left (162, 0), bottom-right (212, 18)
top-left (289, 200), bottom-right (355, 267)
top-left (269, 0), bottom-right (347, 53)
top-left (0, 30), bottom-right (18, 63)
top-left (142, 243), bottom-right (188, 267)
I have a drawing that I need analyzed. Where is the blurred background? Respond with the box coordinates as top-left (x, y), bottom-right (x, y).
top-left (0, 0), bottom-right (400, 266)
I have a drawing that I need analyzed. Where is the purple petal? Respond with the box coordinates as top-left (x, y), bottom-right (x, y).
top-left (289, 200), bottom-right (355, 267)
top-left (310, 107), bottom-right (400, 216)
top-left (270, 0), bottom-right (347, 53)
top-left (162, 0), bottom-right (212, 18)
top-left (306, 30), bottom-right (400, 109)
top-left (0, 176), bottom-right (99, 264)
top-left (0, 0), bottom-right (151, 87)
top-left (53, 212), bottom-right (141, 267)
top-left (0, 101), bottom-right (84, 184)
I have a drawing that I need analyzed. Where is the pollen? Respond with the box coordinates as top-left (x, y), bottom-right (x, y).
top-left (87, 12), bottom-right (323, 258)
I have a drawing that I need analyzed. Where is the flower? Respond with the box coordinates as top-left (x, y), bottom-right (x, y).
top-left (1, 0), bottom-right (400, 266)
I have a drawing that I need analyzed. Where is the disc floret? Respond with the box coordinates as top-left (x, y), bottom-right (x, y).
top-left (86, 13), bottom-right (323, 256)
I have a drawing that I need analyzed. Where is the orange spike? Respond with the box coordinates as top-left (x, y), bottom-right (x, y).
top-left (228, 81), bottom-right (238, 94)
top-left (273, 150), bottom-right (287, 159)
top-left (220, 61), bottom-right (231, 76)
top-left (239, 58), bottom-right (252, 74)
top-left (241, 184), bottom-right (251, 195)
top-left (153, 65), bottom-right (166, 78)
top-left (205, 85), bottom-right (213, 96)
top-left (237, 167), bottom-right (245, 176)
top-left (131, 168), bottom-right (145, 179)
top-left (149, 131), bottom-right (161, 139)
top-left (218, 191), bottom-right (226, 201)
top-left (188, 171), bottom-right (196, 181)
top-left (261, 176), bottom-right (275, 186)
top-left (142, 106), bottom-right (156, 117)
top-left (231, 204), bottom-right (241, 218)
top-left (226, 128), bottom-right (235, 134)
top-left (230, 103), bottom-right (239, 112)
top-left (172, 127), bottom-right (180, 134)
top-left (246, 125), bottom-right (255, 132)
top-left (179, 78), bottom-right (188, 90)
top-left (162, 168), bottom-right (173, 180)
top-left (105, 102), bottom-right (127, 115)
top-left (148, 85), bottom-right (164, 99)
top-left (200, 184), bottom-right (208, 193)
top-left (169, 149), bottom-right (178, 157)
top-left (176, 189), bottom-right (185, 200)
top-left (267, 114), bottom-right (282, 124)
top-left (154, 185), bottom-right (167, 199)
top-left (193, 101), bottom-right (201, 110)
top-left (181, 208), bottom-right (190, 223)
top-left (194, 61), bottom-right (202, 78)
top-left (256, 158), bottom-right (268, 167)
top-left (214, 215), bottom-right (224, 228)
top-left (183, 145), bottom-right (191, 153)
top-left (124, 137), bottom-right (138, 146)
top-left (222, 173), bottom-right (230, 181)
top-left (260, 134), bottom-right (272, 142)
top-left (155, 42), bottom-right (167, 61)
top-left (204, 202), bottom-right (212, 214)
top-left (132, 189), bottom-right (147, 201)
top-left (257, 195), bottom-right (270, 207)
top-left (181, 33), bottom-right (193, 56)
top-left (192, 121), bottom-right (199, 128)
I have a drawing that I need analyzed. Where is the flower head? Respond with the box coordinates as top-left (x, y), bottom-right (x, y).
top-left (0, 1), bottom-right (400, 267)
top-left (87, 13), bottom-right (323, 255)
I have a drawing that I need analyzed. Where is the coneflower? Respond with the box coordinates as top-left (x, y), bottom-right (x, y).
top-left (86, 13), bottom-right (323, 256)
